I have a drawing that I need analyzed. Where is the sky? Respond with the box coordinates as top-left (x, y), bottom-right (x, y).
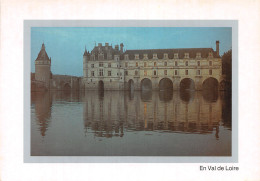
top-left (31, 27), bottom-right (232, 76)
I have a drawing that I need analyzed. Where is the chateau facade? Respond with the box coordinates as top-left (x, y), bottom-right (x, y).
top-left (83, 41), bottom-right (223, 91)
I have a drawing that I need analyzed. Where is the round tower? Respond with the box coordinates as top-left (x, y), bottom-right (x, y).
top-left (35, 43), bottom-right (51, 88)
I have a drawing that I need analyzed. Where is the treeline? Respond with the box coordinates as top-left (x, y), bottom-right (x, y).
top-left (221, 49), bottom-right (232, 90)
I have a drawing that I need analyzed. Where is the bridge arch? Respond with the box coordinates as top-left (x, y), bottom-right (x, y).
top-left (159, 78), bottom-right (173, 91)
top-left (128, 79), bottom-right (134, 91)
top-left (63, 83), bottom-right (71, 91)
top-left (98, 80), bottom-right (104, 91)
top-left (180, 78), bottom-right (195, 90)
top-left (140, 78), bottom-right (152, 91)
top-left (202, 77), bottom-right (219, 90)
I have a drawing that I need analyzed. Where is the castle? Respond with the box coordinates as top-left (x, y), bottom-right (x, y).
top-left (32, 41), bottom-right (224, 91)
top-left (83, 41), bottom-right (223, 91)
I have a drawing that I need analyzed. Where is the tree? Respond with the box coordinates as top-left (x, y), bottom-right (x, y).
top-left (221, 49), bottom-right (232, 91)
top-left (222, 49), bottom-right (232, 82)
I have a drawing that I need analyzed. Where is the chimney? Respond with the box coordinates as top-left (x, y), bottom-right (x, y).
top-left (216, 41), bottom-right (219, 56)
top-left (115, 44), bottom-right (119, 51)
top-left (105, 43), bottom-right (109, 46)
top-left (98, 43), bottom-right (102, 47)
top-left (120, 43), bottom-right (124, 53)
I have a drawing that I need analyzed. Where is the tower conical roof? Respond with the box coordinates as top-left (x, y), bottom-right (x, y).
top-left (36, 43), bottom-right (50, 61)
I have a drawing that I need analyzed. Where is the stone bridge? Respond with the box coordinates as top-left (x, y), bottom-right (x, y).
top-left (124, 75), bottom-right (225, 91)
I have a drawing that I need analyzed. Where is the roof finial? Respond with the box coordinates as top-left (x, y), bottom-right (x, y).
top-left (85, 45), bottom-right (86, 51)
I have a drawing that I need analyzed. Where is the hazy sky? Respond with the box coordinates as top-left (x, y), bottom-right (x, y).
top-left (31, 27), bottom-right (232, 76)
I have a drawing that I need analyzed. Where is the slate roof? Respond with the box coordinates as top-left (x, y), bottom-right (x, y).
top-left (36, 43), bottom-right (50, 61)
top-left (122, 48), bottom-right (219, 60)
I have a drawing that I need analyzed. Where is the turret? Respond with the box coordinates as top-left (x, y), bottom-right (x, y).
top-left (35, 43), bottom-right (51, 88)
top-left (120, 43), bottom-right (124, 53)
top-left (83, 46), bottom-right (88, 79)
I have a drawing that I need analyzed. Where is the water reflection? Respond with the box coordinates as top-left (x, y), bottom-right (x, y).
top-left (31, 90), bottom-right (231, 140)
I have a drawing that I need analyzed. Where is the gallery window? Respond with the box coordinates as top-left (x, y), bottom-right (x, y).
top-left (125, 71), bottom-right (128, 76)
top-left (125, 62), bottom-right (128, 67)
top-left (209, 69), bottom-right (212, 75)
top-left (164, 62), bottom-right (167, 66)
top-left (185, 61), bottom-right (188, 66)
top-left (154, 70), bottom-right (157, 75)
top-left (91, 71), bottom-right (94, 76)
top-left (197, 70), bottom-right (200, 75)
top-left (164, 70), bottom-right (167, 75)
top-left (136, 62), bottom-right (138, 67)
top-left (154, 62), bottom-right (157, 66)
top-left (144, 62), bottom-right (147, 67)
top-left (175, 61), bottom-right (178, 66)
top-left (108, 71), bottom-right (111, 76)
top-left (185, 70), bottom-right (188, 75)
top-left (99, 69), bottom-right (103, 76)
top-left (197, 61), bottom-right (200, 66)
top-left (99, 62), bottom-right (103, 67)
top-left (209, 61), bottom-right (212, 66)
top-left (175, 70), bottom-right (178, 75)
top-left (135, 70), bottom-right (138, 76)
top-left (108, 63), bottom-right (111, 68)
top-left (91, 64), bottom-right (94, 68)
top-left (144, 70), bottom-right (147, 76)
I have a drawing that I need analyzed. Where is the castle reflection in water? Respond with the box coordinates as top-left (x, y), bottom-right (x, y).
top-left (31, 89), bottom-right (231, 139)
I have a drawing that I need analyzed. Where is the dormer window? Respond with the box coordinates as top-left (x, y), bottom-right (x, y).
top-left (184, 53), bottom-right (189, 59)
top-left (174, 53), bottom-right (178, 59)
top-left (124, 54), bottom-right (129, 60)
top-left (208, 52), bottom-right (213, 58)
top-left (164, 53), bottom-right (168, 59)
top-left (153, 53), bottom-right (157, 59)
top-left (135, 54), bottom-right (139, 60)
top-left (196, 52), bottom-right (201, 59)
top-left (143, 54), bottom-right (148, 59)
